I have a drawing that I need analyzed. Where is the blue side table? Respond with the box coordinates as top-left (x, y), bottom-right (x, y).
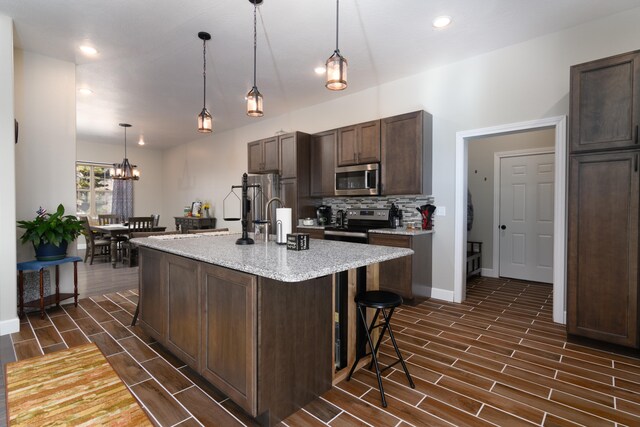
top-left (16, 256), bottom-right (82, 319)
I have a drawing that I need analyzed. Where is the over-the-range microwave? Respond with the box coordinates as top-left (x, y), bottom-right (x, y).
top-left (335, 163), bottom-right (380, 196)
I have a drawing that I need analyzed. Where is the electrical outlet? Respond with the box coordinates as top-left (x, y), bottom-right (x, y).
top-left (435, 206), bottom-right (446, 216)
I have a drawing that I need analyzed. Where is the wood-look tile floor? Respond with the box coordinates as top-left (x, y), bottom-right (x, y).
top-left (4, 276), bottom-right (640, 426)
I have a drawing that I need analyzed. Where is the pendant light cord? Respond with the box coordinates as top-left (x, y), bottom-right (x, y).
top-left (202, 38), bottom-right (207, 108)
top-left (123, 126), bottom-right (127, 159)
top-left (253, 1), bottom-right (257, 87)
top-left (335, 0), bottom-right (339, 52)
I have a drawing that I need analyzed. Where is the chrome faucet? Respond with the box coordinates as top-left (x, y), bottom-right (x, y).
top-left (265, 197), bottom-right (285, 222)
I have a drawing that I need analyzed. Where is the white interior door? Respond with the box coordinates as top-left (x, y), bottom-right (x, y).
top-left (499, 153), bottom-right (554, 283)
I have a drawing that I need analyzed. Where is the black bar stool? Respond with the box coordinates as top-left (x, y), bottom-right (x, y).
top-left (346, 290), bottom-right (415, 407)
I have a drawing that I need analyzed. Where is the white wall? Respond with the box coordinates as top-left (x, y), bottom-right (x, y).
top-left (468, 128), bottom-right (555, 272)
top-left (0, 15), bottom-right (18, 335)
top-left (14, 50), bottom-right (76, 291)
top-left (77, 140), bottom-right (166, 226)
top-left (161, 8), bottom-right (640, 298)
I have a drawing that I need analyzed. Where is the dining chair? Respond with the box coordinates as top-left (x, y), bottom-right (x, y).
top-left (98, 214), bottom-right (122, 225)
top-left (122, 216), bottom-right (155, 267)
top-left (80, 217), bottom-right (110, 265)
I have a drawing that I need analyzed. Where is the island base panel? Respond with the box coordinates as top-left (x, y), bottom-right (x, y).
top-left (257, 275), bottom-right (333, 425)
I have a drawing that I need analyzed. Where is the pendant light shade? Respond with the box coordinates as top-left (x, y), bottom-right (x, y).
top-left (326, 0), bottom-right (347, 91)
top-left (111, 123), bottom-right (140, 180)
top-left (247, 0), bottom-right (264, 117)
top-left (247, 86), bottom-right (263, 117)
top-left (198, 107), bottom-right (212, 132)
top-left (197, 31), bottom-right (213, 133)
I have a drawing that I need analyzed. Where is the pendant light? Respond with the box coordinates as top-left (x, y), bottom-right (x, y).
top-left (111, 123), bottom-right (140, 180)
top-left (326, 0), bottom-right (347, 91)
top-left (197, 31), bottom-right (213, 133)
top-left (246, 0), bottom-right (264, 117)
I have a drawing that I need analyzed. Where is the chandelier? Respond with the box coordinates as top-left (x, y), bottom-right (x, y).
top-left (111, 123), bottom-right (140, 180)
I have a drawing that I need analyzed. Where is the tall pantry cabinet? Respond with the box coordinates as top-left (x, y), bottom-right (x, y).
top-left (567, 50), bottom-right (640, 348)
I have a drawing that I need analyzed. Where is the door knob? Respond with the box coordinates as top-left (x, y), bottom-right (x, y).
top-left (500, 225), bottom-right (506, 230)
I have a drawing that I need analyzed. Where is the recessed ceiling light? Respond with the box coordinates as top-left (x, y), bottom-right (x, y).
top-left (138, 138), bottom-right (145, 146)
top-left (432, 16), bottom-right (452, 29)
top-left (79, 45), bottom-right (98, 55)
top-left (78, 88), bottom-right (93, 95)
top-left (314, 66), bottom-right (326, 75)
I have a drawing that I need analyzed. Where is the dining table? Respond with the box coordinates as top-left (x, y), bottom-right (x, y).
top-left (90, 223), bottom-right (166, 268)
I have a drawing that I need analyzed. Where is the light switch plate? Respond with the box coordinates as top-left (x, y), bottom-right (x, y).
top-left (435, 206), bottom-right (446, 216)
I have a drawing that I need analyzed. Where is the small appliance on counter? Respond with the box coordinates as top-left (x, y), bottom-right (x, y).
top-left (316, 205), bottom-right (332, 226)
top-left (335, 209), bottom-right (347, 228)
top-left (389, 203), bottom-right (402, 228)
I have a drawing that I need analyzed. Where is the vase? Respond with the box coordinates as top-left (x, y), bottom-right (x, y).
top-left (34, 241), bottom-right (68, 261)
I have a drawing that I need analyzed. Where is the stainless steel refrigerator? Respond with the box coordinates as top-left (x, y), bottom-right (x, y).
top-left (247, 174), bottom-right (280, 233)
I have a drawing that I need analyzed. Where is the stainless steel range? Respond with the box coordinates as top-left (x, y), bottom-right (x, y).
top-left (324, 208), bottom-right (391, 243)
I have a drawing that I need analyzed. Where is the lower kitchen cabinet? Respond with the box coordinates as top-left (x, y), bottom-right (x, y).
top-left (166, 255), bottom-right (201, 369)
top-left (139, 248), bottom-right (167, 340)
top-left (304, 228), bottom-right (325, 240)
top-left (201, 263), bottom-right (257, 416)
top-left (369, 232), bottom-right (432, 300)
top-left (567, 151), bottom-right (640, 348)
top-left (138, 247), bottom-right (332, 424)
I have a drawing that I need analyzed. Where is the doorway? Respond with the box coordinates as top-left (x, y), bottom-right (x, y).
top-left (455, 116), bottom-right (567, 324)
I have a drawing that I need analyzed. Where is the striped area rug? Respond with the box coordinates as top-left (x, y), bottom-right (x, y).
top-left (5, 342), bottom-right (151, 426)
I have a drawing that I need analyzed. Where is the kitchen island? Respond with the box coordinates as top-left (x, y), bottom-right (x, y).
top-left (131, 234), bottom-right (413, 426)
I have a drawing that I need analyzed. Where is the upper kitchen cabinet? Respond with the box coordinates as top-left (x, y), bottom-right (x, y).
top-left (279, 132), bottom-right (310, 179)
top-left (381, 110), bottom-right (432, 195)
top-left (570, 50), bottom-right (640, 153)
top-left (336, 120), bottom-right (381, 166)
top-left (248, 136), bottom-right (279, 173)
top-left (278, 132), bottom-right (314, 230)
top-left (310, 129), bottom-right (337, 197)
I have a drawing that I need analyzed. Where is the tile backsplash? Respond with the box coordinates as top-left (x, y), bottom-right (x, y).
top-left (321, 195), bottom-right (435, 226)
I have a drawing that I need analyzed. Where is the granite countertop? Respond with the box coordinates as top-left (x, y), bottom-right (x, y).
top-left (297, 225), bottom-right (434, 236)
top-left (368, 227), bottom-right (434, 236)
top-left (131, 233), bottom-right (413, 283)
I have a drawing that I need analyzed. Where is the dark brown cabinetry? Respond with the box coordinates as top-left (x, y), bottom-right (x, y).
top-left (138, 248), bottom-right (166, 340)
top-left (138, 247), bottom-right (332, 424)
top-left (166, 254), bottom-right (200, 370)
top-left (336, 120), bottom-right (380, 166)
top-left (567, 152), bottom-right (639, 347)
top-left (381, 111), bottom-right (432, 195)
top-left (248, 136), bottom-right (279, 173)
top-left (567, 50), bottom-right (640, 349)
top-left (278, 132), bottom-right (314, 231)
top-left (310, 129), bottom-right (337, 197)
top-left (369, 232), bottom-right (432, 300)
top-left (570, 51), bottom-right (640, 153)
top-left (201, 263), bottom-right (257, 416)
top-left (303, 228), bottom-right (325, 240)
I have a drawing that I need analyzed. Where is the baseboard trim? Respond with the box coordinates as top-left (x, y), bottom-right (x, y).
top-left (481, 268), bottom-right (498, 278)
top-left (0, 316), bottom-right (20, 335)
top-left (430, 287), bottom-right (454, 302)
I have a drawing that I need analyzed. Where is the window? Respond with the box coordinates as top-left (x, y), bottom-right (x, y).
top-left (76, 163), bottom-right (113, 218)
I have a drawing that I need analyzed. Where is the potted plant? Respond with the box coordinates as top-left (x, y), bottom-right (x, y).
top-left (17, 204), bottom-right (84, 261)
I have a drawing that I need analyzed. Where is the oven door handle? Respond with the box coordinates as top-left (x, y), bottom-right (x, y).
top-left (324, 230), bottom-right (368, 239)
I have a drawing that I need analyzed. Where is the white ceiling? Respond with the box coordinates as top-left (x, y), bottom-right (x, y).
top-left (3, 0), bottom-right (640, 149)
